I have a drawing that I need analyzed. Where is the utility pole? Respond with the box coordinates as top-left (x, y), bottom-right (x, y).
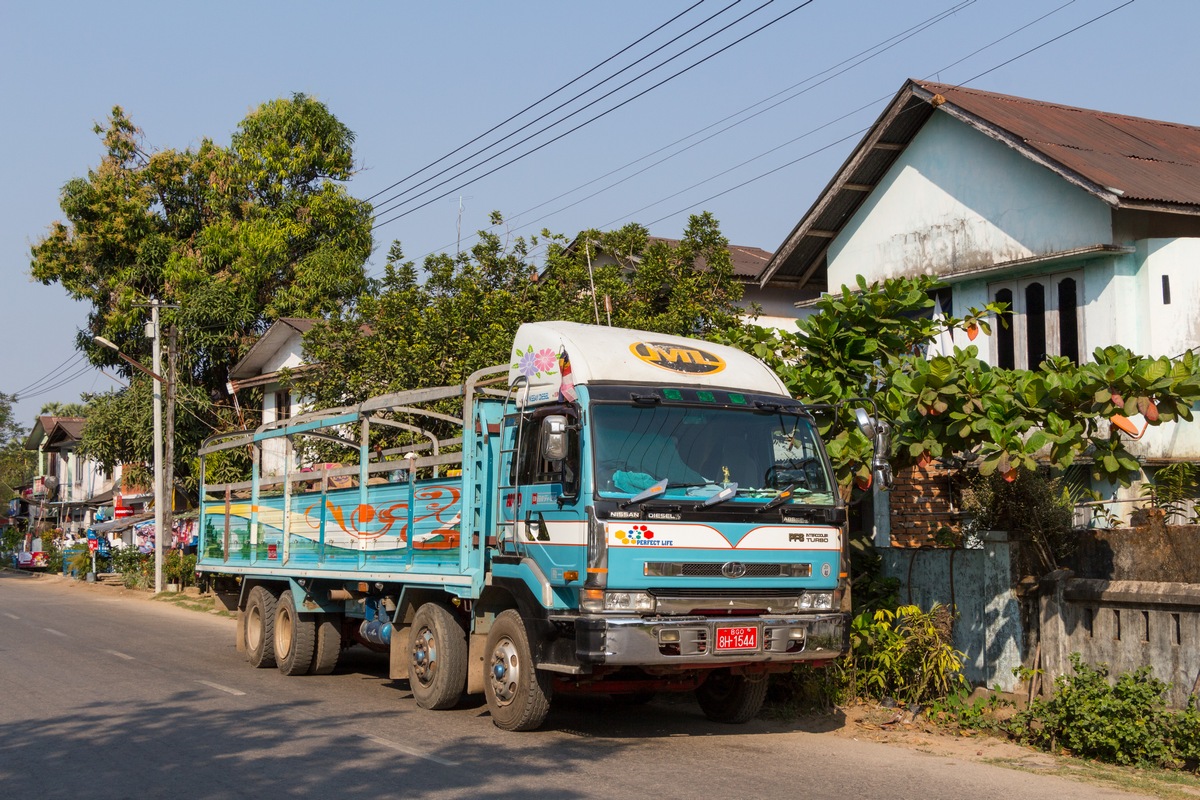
top-left (94, 305), bottom-right (175, 594)
top-left (151, 300), bottom-right (165, 594)
top-left (164, 324), bottom-right (177, 565)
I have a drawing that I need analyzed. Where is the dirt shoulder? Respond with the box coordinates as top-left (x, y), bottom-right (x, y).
top-left (813, 704), bottom-right (1200, 799)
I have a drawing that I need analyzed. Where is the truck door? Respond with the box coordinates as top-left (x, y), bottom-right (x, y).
top-left (500, 407), bottom-right (585, 575)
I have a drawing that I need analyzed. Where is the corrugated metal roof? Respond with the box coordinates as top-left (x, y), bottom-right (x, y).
top-left (761, 79), bottom-right (1200, 289)
top-left (916, 80), bottom-right (1200, 207)
top-left (229, 318), bottom-right (319, 380)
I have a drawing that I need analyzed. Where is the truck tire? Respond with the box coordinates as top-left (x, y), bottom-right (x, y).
top-left (245, 585), bottom-right (278, 669)
top-left (409, 603), bottom-right (467, 710)
top-left (483, 609), bottom-right (552, 731)
top-left (275, 590), bottom-right (316, 676)
top-left (310, 614), bottom-right (343, 675)
top-left (694, 669), bottom-right (768, 724)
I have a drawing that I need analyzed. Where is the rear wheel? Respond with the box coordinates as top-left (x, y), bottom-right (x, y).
top-left (245, 585), bottom-right (278, 669)
top-left (309, 613), bottom-right (343, 675)
top-left (275, 590), bottom-right (316, 676)
top-left (409, 603), bottom-right (468, 710)
top-left (483, 609), bottom-right (552, 731)
top-left (694, 670), bottom-right (768, 724)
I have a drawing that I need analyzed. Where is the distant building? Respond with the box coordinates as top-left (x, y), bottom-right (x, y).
top-left (559, 236), bottom-right (814, 330)
top-left (23, 415), bottom-right (119, 538)
top-left (227, 318), bottom-right (317, 476)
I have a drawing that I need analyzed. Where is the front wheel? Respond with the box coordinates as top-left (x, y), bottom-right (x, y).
top-left (409, 603), bottom-right (467, 710)
top-left (694, 670), bottom-right (768, 724)
top-left (483, 609), bottom-right (552, 731)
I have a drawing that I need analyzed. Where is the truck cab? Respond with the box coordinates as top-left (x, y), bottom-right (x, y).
top-left (483, 323), bottom-right (857, 726)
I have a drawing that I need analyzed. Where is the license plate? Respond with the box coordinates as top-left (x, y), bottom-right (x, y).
top-left (715, 625), bottom-right (758, 652)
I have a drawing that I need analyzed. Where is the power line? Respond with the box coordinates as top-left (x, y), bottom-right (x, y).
top-left (362, 0), bottom-right (710, 204)
top-left (370, 0), bottom-right (753, 218)
top-left (18, 361), bottom-right (98, 403)
top-left (11, 352), bottom-right (88, 397)
top-left (399, 0), bottom-right (1119, 269)
top-left (371, 0), bottom-right (816, 230)
top-left (636, 0), bottom-right (1137, 231)
top-left (486, 0), bottom-right (979, 230)
top-left (396, 0), bottom-right (997, 265)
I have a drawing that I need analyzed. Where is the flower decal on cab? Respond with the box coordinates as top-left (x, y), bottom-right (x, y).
top-left (512, 344), bottom-right (559, 378)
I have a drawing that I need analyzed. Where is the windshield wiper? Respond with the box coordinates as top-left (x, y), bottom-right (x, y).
top-left (696, 483), bottom-right (739, 510)
top-left (620, 477), bottom-right (669, 509)
top-left (755, 484), bottom-right (798, 514)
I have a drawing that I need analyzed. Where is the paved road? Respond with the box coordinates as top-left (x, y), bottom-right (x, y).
top-left (0, 569), bottom-right (1155, 800)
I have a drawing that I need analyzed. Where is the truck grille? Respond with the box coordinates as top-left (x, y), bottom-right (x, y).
top-left (646, 588), bottom-right (805, 615)
top-left (644, 562), bottom-right (811, 578)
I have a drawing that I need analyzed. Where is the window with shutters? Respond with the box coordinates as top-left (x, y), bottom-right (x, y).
top-left (274, 390), bottom-right (291, 422)
top-left (989, 271), bottom-right (1082, 370)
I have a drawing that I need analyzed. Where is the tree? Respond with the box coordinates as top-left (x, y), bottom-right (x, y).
top-left (0, 393), bottom-right (33, 503)
top-left (30, 95), bottom-right (373, 484)
top-left (718, 275), bottom-right (1200, 490)
top-left (539, 212), bottom-right (746, 336)
top-left (293, 211), bottom-right (747, 415)
top-left (38, 402), bottom-right (87, 417)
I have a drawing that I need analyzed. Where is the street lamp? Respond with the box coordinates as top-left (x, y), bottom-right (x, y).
top-left (94, 307), bottom-right (169, 594)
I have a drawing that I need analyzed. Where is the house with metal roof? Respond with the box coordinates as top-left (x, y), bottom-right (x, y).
top-left (227, 318), bottom-right (318, 476)
top-left (759, 79), bottom-right (1200, 691)
top-left (23, 415), bottom-right (118, 538)
top-left (763, 77), bottom-right (1200, 471)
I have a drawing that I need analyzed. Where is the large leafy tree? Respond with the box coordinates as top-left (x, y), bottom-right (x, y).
top-left (0, 393), bottom-right (33, 503)
top-left (719, 275), bottom-right (1200, 490)
top-left (30, 95), bottom-right (373, 480)
top-left (294, 211), bottom-right (746, 413)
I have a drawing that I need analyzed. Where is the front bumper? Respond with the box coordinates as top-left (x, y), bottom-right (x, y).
top-left (574, 612), bottom-right (846, 667)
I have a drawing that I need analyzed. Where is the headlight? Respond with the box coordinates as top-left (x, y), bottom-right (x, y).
top-left (581, 590), bottom-right (656, 613)
top-left (800, 591), bottom-right (834, 610)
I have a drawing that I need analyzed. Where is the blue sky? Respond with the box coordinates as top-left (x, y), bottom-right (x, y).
top-left (2, 0), bottom-right (1195, 427)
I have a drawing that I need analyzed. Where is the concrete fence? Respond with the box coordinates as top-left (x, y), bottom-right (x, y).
top-left (880, 521), bottom-right (1200, 705)
top-left (1039, 572), bottom-right (1200, 707)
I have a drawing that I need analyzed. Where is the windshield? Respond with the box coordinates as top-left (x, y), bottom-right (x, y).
top-left (591, 402), bottom-right (835, 506)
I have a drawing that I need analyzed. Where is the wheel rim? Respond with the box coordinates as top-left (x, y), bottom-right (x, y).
top-left (487, 636), bottom-right (520, 706)
top-left (247, 605), bottom-right (262, 651)
top-left (277, 606), bottom-right (294, 659)
top-left (411, 626), bottom-right (438, 687)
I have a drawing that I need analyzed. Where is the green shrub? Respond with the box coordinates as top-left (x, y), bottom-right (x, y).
top-left (1010, 654), bottom-right (1178, 768)
top-left (111, 547), bottom-right (152, 589)
top-left (43, 540), bottom-right (64, 573)
top-left (66, 546), bottom-right (93, 577)
top-left (164, 549), bottom-right (198, 587)
top-left (1169, 698), bottom-right (1200, 771)
top-left (842, 603), bottom-right (967, 705)
top-left (770, 602), bottom-right (967, 712)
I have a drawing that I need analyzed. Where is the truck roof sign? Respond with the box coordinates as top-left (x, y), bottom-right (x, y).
top-left (509, 321), bottom-right (789, 405)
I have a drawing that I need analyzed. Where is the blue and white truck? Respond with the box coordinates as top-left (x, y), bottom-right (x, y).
top-left (197, 321), bottom-right (890, 730)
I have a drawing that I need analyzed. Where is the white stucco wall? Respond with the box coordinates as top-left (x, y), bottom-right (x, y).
top-left (827, 113), bottom-right (1112, 289)
top-left (1143, 238), bottom-right (1200, 359)
top-left (262, 332), bottom-right (307, 375)
top-left (259, 331), bottom-right (307, 477)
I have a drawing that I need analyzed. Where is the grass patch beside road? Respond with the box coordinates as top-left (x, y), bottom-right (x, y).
top-left (151, 590), bottom-right (235, 618)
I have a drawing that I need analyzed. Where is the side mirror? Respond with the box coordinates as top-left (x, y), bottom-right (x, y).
top-left (854, 409), bottom-right (893, 490)
top-left (541, 415), bottom-right (569, 461)
top-left (854, 408), bottom-right (876, 440)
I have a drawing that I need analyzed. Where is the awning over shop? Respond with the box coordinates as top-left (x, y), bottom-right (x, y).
top-left (89, 513), bottom-right (155, 534)
top-left (85, 486), bottom-right (115, 506)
